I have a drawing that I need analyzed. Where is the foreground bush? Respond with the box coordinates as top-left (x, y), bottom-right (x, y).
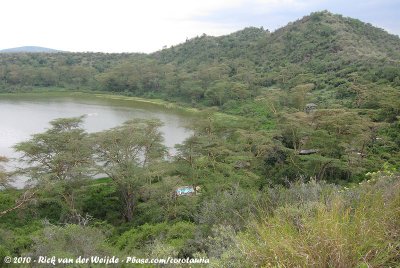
top-left (28, 224), bottom-right (114, 261)
top-left (230, 173), bottom-right (400, 267)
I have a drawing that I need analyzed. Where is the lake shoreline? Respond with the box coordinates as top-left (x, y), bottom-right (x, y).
top-left (0, 89), bottom-right (248, 125)
top-left (0, 89), bottom-right (201, 114)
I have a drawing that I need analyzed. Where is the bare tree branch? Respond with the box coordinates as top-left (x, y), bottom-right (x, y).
top-left (0, 189), bottom-right (36, 217)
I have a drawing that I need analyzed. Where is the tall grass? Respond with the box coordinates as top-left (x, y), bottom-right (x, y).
top-left (236, 173), bottom-right (400, 267)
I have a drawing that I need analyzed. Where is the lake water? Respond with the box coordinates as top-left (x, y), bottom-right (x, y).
top-left (0, 93), bottom-right (194, 187)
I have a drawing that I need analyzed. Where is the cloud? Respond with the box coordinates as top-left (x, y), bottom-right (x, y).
top-left (0, 0), bottom-right (398, 53)
top-left (1, 0), bottom-right (248, 52)
top-left (192, 0), bottom-right (400, 34)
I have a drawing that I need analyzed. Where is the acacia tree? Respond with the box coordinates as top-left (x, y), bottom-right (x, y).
top-left (14, 117), bottom-right (94, 219)
top-left (91, 118), bottom-right (166, 222)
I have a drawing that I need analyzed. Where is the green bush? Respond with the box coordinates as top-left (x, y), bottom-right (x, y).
top-left (28, 224), bottom-right (114, 258)
top-left (233, 174), bottom-right (400, 267)
top-left (116, 221), bottom-right (196, 256)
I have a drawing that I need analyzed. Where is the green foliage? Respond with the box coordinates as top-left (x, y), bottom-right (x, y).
top-left (196, 186), bottom-right (259, 231)
top-left (14, 116), bottom-right (93, 184)
top-left (116, 221), bottom-right (196, 256)
top-left (0, 190), bottom-right (39, 228)
top-left (29, 224), bottom-right (114, 258)
top-left (91, 118), bottom-right (166, 222)
top-left (135, 176), bottom-right (198, 225)
top-left (0, 244), bottom-right (11, 266)
top-left (0, 220), bottom-right (42, 256)
top-left (35, 199), bottom-right (64, 223)
top-left (76, 182), bottom-right (121, 225)
top-left (233, 174), bottom-right (400, 267)
top-left (0, 156), bottom-right (10, 189)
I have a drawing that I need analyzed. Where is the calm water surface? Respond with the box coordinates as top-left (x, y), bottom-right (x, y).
top-left (0, 93), bottom-right (194, 187)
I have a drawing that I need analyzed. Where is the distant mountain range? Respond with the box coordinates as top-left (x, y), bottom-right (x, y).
top-left (0, 46), bottom-right (61, 53)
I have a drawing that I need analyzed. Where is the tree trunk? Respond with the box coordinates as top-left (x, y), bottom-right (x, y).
top-left (121, 187), bottom-right (135, 222)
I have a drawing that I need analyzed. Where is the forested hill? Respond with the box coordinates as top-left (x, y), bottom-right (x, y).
top-left (150, 11), bottom-right (400, 107)
top-left (0, 11), bottom-right (399, 110)
top-left (154, 11), bottom-right (400, 66)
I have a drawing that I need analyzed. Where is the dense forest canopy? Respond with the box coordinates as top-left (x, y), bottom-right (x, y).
top-left (0, 11), bottom-right (399, 267)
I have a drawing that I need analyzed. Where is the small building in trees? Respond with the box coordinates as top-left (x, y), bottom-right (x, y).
top-left (174, 185), bottom-right (201, 197)
top-left (175, 186), bottom-right (195, 196)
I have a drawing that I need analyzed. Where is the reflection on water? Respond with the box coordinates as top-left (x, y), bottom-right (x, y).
top-left (0, 93), bottom-right (194, 188)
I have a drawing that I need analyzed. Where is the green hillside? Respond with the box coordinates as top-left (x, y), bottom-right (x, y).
top-left (1, 12), bottom-right (399, 110)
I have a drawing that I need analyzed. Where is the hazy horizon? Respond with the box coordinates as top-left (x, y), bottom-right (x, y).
top-left (1, 0), bottom-right (399, 53)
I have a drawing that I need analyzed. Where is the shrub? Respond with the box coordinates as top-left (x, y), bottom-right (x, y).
top-left (232, 174), bottom-right (400, 267)
top-left (116, 221), bottom-right (196, 256)
top-left (28, 224), bottom-right (114, 259)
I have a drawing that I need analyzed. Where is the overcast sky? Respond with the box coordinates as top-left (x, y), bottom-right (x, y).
top-left (1, 0), bottom-right (399, 53)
